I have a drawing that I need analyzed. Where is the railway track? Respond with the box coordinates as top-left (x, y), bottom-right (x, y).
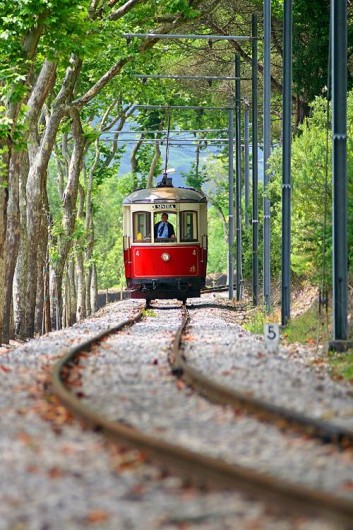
top-left (52, 299), bottom-right (353, 528)
top-left (171, 305), bottom-right (353, 448)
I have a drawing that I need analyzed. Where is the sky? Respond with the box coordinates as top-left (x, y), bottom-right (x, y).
top-left (117, 137), bottom-right (264, 188)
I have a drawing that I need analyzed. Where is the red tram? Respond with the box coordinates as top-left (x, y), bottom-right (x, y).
top-left (123, 181), bottom-right (207, 303)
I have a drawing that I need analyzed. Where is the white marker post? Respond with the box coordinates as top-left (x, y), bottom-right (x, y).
top-left (264, 323), bottom-right (280, 353)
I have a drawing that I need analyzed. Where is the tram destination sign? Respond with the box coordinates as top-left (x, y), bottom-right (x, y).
top-left (152, 204), bottom-right (177, 210)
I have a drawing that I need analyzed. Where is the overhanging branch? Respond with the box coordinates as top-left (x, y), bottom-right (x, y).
top-left (71, 0), bottom-right (204, 108)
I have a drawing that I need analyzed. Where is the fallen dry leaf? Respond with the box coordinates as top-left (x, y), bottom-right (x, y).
top-left (176, 379), bottom-right (186, 391)
top-left (26, 464), bottom-right (39, 473)
top-left (128, 483), bottom-right (146, 496)
top-left (85, 510), bottom-right (110, 524)
top-left (182, 333), bottom-right (196, 342)
top-left (17, 431), bottom-right (33, 445)
top-left (341, 480), bottom-right (353, 491)
top-left (59, 444), bottom-right (77, 456)
top-left (48, 467), bottom-right (65, 479)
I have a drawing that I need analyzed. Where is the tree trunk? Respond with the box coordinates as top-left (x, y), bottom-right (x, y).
top-left (50, 267), bottom-right (60, 330)
top-left (85, 265), bottom-right (93, 316)
top-left (76, 251), bottom-right (86, 322)
top-left (75, 183), bottom-right (86, 322)
top-left (13, 151), bottom-right (29, 339)
top-left (26, 139), bottom-right (57, 336)
top-left (130, 134), bottom-right (144, 188)
top-left (84, 162), bottom-right (95, 317)
top-left (91, 263), bottom-right (97, 313)
top-left (147, 140), bottom-right (161, 188)
top-left (43, 248), bottom-right (51, 334)
top-left (34, 189), bottom-right (50, 334)
top-left (68, 258), bottom-right (77, 326)
top-left (0, 180), bottom-right (8, 343)
top-left (62, 268), bottom-right (69, 328)
top-left (25, 56), bottom-right (81, 336)
top-left (53, 106), bottom-right (85, 326)
top-left (1, 149), bottom-right (20, 343)
top-left (84, 216), bottom-right (94, 317)
top-left (0, 23), bottom-right (45, 342)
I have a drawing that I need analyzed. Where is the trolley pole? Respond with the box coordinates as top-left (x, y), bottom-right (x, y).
top-left (263, 0), bottom-right (271, 312)
top-left (235, 54), bottom-right (243, 301)
top-left (281, 0), bottom-right (292, 326)
top-left (228, 99), bottom-right (235, 299)
top-left (252, 13), bottom-right (259, 307)
top-left (331, 0), bottom-right (347, 342)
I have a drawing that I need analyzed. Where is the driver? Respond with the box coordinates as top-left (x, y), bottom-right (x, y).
top-left (154, 213), bottom-right (175, 239)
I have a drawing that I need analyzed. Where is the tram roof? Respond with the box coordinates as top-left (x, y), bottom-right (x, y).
top-left (123, 186), bottom-right (207, 204)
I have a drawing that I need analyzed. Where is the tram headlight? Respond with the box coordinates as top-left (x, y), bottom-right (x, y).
top-left (161, 253), bottom-right (170, 262)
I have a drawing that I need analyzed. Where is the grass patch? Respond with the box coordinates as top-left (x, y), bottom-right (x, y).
top-left (282, 303), bottom-right (331, 345)
top-left (142, 308), bottom-right (157, 318)
top-left (244, 298), bottom-right (353, 383)
top-left (284, 304), bottom-right (353, 382)
top-left (244, 303), bottom-right (331, 345)
top-left (243, 308), bottom-right (280, 335)
top-left (328, 351), bottom-right (353, 381)
top-left (243, 309), bottom-right (265, 335)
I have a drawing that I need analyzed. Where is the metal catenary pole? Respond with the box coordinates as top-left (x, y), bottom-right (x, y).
top-left (228, 99), bottom-right (235, 299)
top-left (252, 13), bottom-right (259, 306)
top-left (331, 0), bottom-right (348, 341)
top-left (235, 54), bottom-right (243, 301)
top-left (281, 0), bottom-right (292, 326)
top-left (263, 0), bottom-right (271, 312)
top-left (244, 105), bottom-right (250, 229)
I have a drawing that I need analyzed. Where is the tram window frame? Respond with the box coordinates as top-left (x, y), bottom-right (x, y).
top-left (132, 211), bottom-right (151, 243)
top-left (153, 211), bottom-right (177, 242)
top-left (180, 211), bottom-right (198, 242)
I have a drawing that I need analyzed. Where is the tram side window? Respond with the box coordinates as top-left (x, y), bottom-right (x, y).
top-left (180, 211), bottom-right (198, 242)
top-left (133, 212), bottom-right (151, 242)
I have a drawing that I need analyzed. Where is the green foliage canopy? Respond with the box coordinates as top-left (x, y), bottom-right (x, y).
top-left (268, 91), bottom-right (353, 283)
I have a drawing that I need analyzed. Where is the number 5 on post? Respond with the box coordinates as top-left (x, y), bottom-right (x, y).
top-left (264, 323), bottom-right (280, 353)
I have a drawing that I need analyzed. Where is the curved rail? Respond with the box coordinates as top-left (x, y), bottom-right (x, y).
top-left (170, 305), bottom-right (353, 448)
top-left (52, 303), bottom-right (353, 526)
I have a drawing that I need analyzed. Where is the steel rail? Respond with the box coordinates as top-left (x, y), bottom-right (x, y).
top-left (51, 303), bottom-right (353, 526)
top-left (170, 306), bottom-right (353, 447)
top-left (168, 305), bottom-right (353, 524)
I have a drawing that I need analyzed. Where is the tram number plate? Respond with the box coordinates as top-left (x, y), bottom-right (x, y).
top-left (264, 324), bottom-right (280, 353)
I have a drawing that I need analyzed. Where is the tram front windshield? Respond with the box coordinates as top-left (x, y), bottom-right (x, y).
top-left (132, 210), bottom-right (198, 243)
top-left (153, 212), bottom-right (177, 241)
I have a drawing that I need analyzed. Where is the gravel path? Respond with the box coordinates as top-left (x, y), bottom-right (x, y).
top-left (0, 295), bottom-right (352, 530)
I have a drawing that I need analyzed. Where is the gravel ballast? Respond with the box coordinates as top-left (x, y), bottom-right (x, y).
top-left (0, 295), bottom-right (352, 530)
